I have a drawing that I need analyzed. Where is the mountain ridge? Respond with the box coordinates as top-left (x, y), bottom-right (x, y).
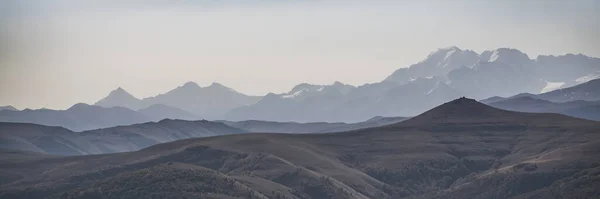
top-left (2, 97), bottom-right (599, 198)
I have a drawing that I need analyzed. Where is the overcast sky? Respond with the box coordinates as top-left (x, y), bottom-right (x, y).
top-left (1, 0), bottom-right (598, 109)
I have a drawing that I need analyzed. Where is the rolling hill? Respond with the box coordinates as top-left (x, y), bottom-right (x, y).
top-left (219, 116), bottom-right (408, 134)
top-left (0, 119), bottom-right (246, 155)
top-left (1, 98), bottom-right (598, 198)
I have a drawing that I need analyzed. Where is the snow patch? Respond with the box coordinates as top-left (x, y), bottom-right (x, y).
top-left (540, 81), bottom-right (565, 93)
top-left (489, 50), bottom-right (500, 62)
top-left (575, 72), bottom-right (600, 84)
top-left (282, 89), bottom-right (305, 99)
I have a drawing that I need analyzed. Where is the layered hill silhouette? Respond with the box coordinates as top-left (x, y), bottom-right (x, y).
top-left (0, 104), bottom-right (152, 131)
top-left (486, 96), bottom-right (600, 121)
top-left (483, 78), bottom-right (600, 104)
top-left (0, 116), bottom-right (409, 156)
top-left (0, 103), bottom-right (200, 131)
top-left (0, 119), bottom-right (246, 155)
top-left (220, 116), bottom-right (408, 134)
top-left (479, 79), bottom-right (600, 121)
top-left (1, 98), bottom-right (599, 198)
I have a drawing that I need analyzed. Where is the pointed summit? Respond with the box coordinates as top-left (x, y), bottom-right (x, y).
top-left (94, 87), bottom-right (143, 110)
top-left (398, 97), bottom-right (521, 126)
top-left (396, 97), bottom-right (593, 128)
top-left (109, 87), bottom-right (129, 96)
top-left (207, 82), bottom-right (227, 89)
top-left (0, 105), bottom-right (18, 111)
top-left (209, 82), bottom-right (223, 87)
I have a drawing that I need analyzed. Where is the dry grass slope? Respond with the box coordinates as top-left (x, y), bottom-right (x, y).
top-left (1, 98), bottom-right (599, 199)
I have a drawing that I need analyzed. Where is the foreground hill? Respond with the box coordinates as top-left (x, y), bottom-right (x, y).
top-left (0, 119), bottom-right (246, 155)
top-left (1, 98), bottom-right (599, 199)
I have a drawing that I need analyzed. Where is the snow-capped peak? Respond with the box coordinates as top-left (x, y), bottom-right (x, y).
top-left (487, 48), bottom-right (531, 64)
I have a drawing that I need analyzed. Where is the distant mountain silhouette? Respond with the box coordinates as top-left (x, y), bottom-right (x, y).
top-left (95, 82), bottom-right (260, 119)
top-left (484, 96), bottom-right (600, 121)
top-left (95, 87), bottom-right (143, 110)
top-left (138, 104), bottom-right (199, 121)
top-left (223, 47), bottom-right (599, 122)
top-left (480, 79), bottom-right (600, 121)
top-left (0, 119), bottom-right (246, 155)
top-left (0, 103), bottom-right (206, 131)
top-left (0, 103), bottom-right (150, 131)
top-left (0, 106), bottom-right (17, 111)
top-left (385, 46), bottom-right (480, 83)
top-left (226, 78), bottom-right (461, 122)
top-left (535, 78), bottom-right (600, 102)
top-left (3, 97), bottom-right (599, 198)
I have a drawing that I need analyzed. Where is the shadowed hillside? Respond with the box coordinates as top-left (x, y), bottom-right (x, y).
top-left (0, 98), bottom-right (599, 199)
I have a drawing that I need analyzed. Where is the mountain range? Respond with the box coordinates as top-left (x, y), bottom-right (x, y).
top-left (1, 47), bottom-right (598, 129)
top-left (225, 47), bottom-right (599, 122)
top-left (95, 82), bottom-right (261, 119)
top-left (0, 103), bottom-right (199, 131)
top-left (1, 98), bottom-right (599, 198)
top-left (0, 106), bottom-right (17, 111)
top-left (476, 79), bottom-right (600, 121)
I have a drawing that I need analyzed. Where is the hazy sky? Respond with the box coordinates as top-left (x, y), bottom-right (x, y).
top-left (1, 0), bottom-right (599, 109)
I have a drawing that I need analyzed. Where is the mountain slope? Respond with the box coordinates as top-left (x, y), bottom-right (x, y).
top-left (0, 119), bottom-right (246, 155)
top-left (385, 46), bottom-right (480, 83)
top-left (485, 96), bottom-right (600, 121)
top-left (219, 116), bottom-right (408, 134)
top-left (535, 78), bottom-right (600, 102)
top-left (144, 82), bottom-right (261, 119)
top-left (2, 98), bottom-right (599, 199)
